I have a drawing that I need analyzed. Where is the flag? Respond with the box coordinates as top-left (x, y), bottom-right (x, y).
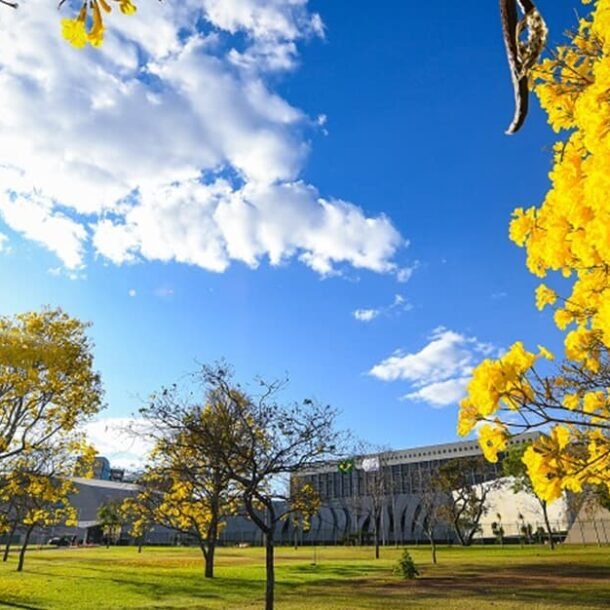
top-left (361, 457), bottom-right (380, 473)
top-left (337, 459), bottom-right (354, 474)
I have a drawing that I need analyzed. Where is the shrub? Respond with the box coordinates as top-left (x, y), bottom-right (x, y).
top-left (394, 549), bottom-right (419, 580)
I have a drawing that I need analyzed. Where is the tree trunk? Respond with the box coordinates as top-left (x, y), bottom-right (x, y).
top-left (464, 503), bottom-right (486, 546)
top-left (204, 500), bottom-right (219, 578)
top-left (204, 542), bottom-right (215, 578)
top-left (198, 541), bottom-right (213, 578)
top-left (375, 516), bottom-right (380, 559)
top-left (243, 496), bottom-right (275, 610)
top-left (424, 529), bottom-right (437, 564)
top-left (431, 539), bottom-right (437, 564)
top-left (3, 524), bottom-right (16, 562)
top-left (541, 500), bottom-right (555, 550)
top-left (453, 518), bottom-right (467, 546)
top-left (464, 529), bottom-right (476, 546)
top-left (265, 533), bottom-right (275, 610)
top-left (16, 526), bottom-right (34, 573)
top-left (2, 539), bottom-right (11, 563)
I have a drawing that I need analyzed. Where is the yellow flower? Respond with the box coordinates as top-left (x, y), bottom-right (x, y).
top-left (509, 207), bottom-right (537, 246)
top-left (535, 284), bottom-right (558, 310)
top-left (457, 398), bottom-right (479, 436)
top-left (583, 391), bottom-right (606, 414)
top-left (478, 423), bottom-right (507, 463)
top-left (563, 393), bottom-right (580, 410)
top-left (88, 0), bottom-right (106, 48)
top-left (552, 425), bottom-right (571, 450)
top-left (537, 345), bottom-right (554, 360)
top-left (61, 18), bottom-right (88, 49)
top-left (119, 0), bottom-right (137, 15)
top-left (60, 0), bottom-right (136, 48)
top-left (554, 308), bottom-right (574, 330)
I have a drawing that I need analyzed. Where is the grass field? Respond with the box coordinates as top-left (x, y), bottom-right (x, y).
top-left (0, 544), bottom-right (609, 609)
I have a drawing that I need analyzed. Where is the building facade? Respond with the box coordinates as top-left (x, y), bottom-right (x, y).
top-left (288, 432), bottom-right (570, 545)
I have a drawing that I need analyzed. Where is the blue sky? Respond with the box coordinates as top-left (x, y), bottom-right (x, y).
top-left (0, 0), bottom-right (580, 465)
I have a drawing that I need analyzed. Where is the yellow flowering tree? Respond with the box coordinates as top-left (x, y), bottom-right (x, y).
top-left (122, 454), bottom-right (238, 577)
top-left (0, 308), bottom-right (103, 463)
top-left (96, 500), bottom-right (124, 547)
top-left (166, 364), bottom-right (341, 610)
top-left (287, 481), bottom-right (320, 546)
top-left (458, 0), bottom-right (610, 504)
top-left (135, 382), bottom-right (247, 578)
top-left (0, 443), bottom-right (84, 572)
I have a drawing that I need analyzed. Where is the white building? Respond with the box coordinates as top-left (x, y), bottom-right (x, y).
top-left (291, 433), bottom-right (572, 545)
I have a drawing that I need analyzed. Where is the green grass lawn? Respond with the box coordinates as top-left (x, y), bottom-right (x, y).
top-left (0, 544), bottom-right (609, 609)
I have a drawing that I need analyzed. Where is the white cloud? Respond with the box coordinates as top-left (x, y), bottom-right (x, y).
top-left (402, 377), bottom-right (471, 407)
top-left (92, 180), bottom-right (402, 274)
top-left (354, 308), bottom-right (379, 322)
top-left (83, 417), bottom-right (153, 470)
top-left (370, 328), bottom-right (497, 407)
top-left (395, 262), bottom-right (418, 283)
top-left (0, 1), bottom-right (404, 276)
top-left (0, 232), bottom-right (8, 252)
top-left (200, 0), bottom-right (324, 39)
top-left (128, 288), bottom-right (137, 297)
top-left (353, 293), bottom-right (412, 323)
top-left (0, 190), bottom-right (86, 269)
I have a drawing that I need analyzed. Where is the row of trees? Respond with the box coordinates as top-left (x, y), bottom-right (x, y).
top-left (0, 308), bottom-right (343, 610)
top-left (94, 442), bottom-right (557, 569)
top-left (0, 306), bottom-right (593, 608)
top-left (351, 444), bottom-right (557, 566)
top-left (0, 309), bottom-right (342, 610)
top-left (117, 365), bottom-right (341, 610)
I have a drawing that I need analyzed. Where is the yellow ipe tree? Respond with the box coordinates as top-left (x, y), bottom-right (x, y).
top-left (0, 308), bottom-right (101, 569)
top-left (458, 0), bottom-right (610, 504)
top-left (122, 397), bottom-right (243, 578)
top-left (0, 308), bottom-right (103, 463)
top-left (0, 440), bottom-right (94, 572)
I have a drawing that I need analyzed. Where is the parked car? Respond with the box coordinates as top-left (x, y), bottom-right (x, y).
top-left (47, 536), bottom-right (73, 547)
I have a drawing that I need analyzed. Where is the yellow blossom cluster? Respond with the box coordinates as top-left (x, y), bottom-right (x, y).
top-left (511, 0), bottom-right (610, 363)
top-left (0, 466), bottom-right (77, 529)
top-left (0, 309), bottom-right (102, 461)
top-left (289, 482), bottom-right (321, 530)
top-left (458, 0), bottom-right (610, 504)
top-left (61, 0), bottom-right (137, 48)
top-left (458, 342), bottom-right (550, 437)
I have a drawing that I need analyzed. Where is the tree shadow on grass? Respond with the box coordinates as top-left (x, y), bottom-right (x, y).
top-left (275, 560), bottom-right (610, 609)
top-left (289, 563), bottom-right (388, 578)
top-left (20, 567), bottom-right (297, 610)
top-left (372, 564), bottom-right (609, 607)
top-left (0, 600), bottom-right (43, 610)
